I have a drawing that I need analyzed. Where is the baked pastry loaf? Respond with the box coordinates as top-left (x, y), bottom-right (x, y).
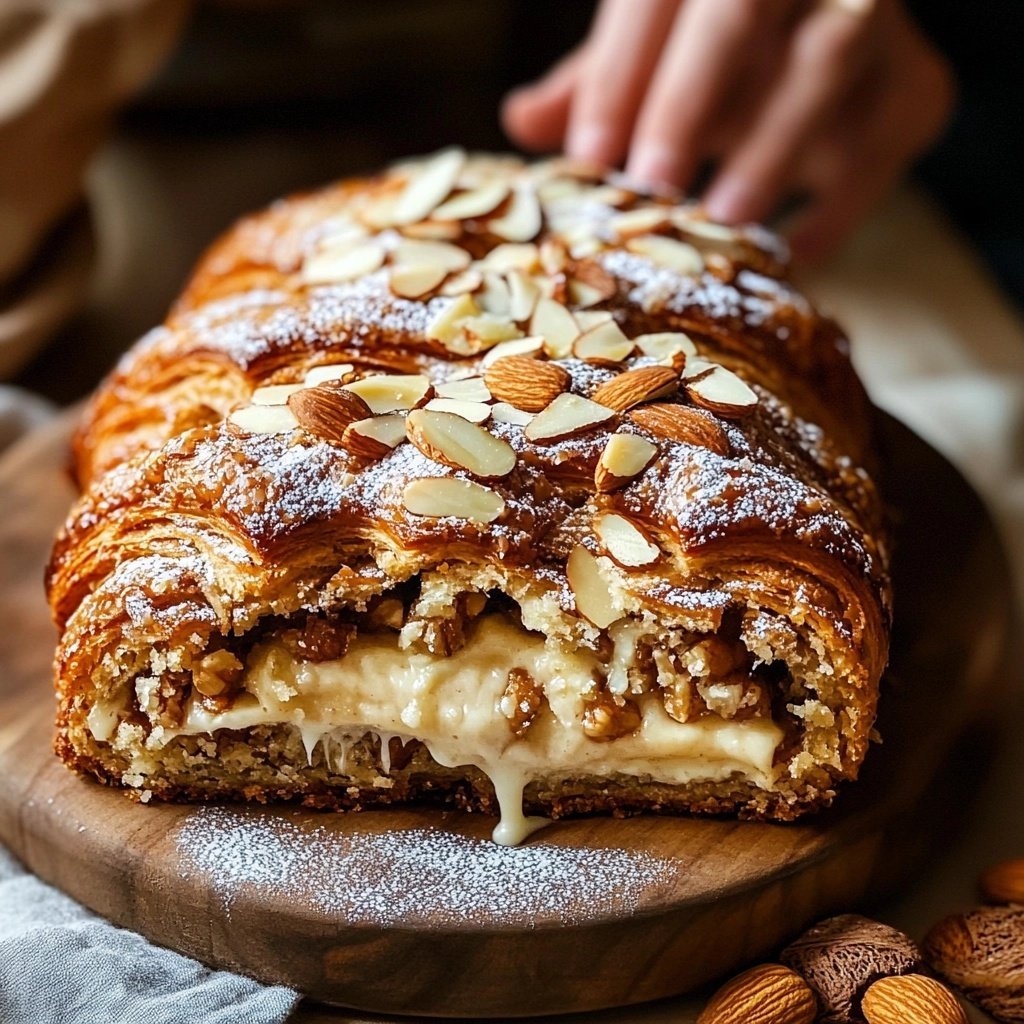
top-left (49, 150), bottom-right (891, 843)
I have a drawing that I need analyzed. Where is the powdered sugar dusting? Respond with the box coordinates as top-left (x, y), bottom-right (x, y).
top-left (175, 806), bottom-right (681, 927)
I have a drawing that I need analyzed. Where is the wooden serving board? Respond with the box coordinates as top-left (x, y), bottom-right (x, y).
top-left (0, 410), bottom-right (1012, 1020)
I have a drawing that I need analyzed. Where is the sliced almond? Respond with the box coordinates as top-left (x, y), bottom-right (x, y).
top-left (439, 268), bottom-right (483, 296)
top-left (574, 310), bottom-right (614, 332)
top-left (288, 384), bottom-right (374, 443)
top-left (594, 512), bottom-right (661, 568)
top-left (590, 365), bottom-right (679, 412)
top-left (478, 272), bottom-right (511, 316)
top-left (671, 213), bottom-right (740, 243)
top-left (680, 357), bottom-right (718, 381)
top-left (304, 363), bottom-right (355, 387)
top-left (432, 180), bottom-right (510, 221)
top-left (628, 403), bottom-right (731, 454)
top-left (485, 356), bottom-right (571, 413)
top-left (435, 376), bottom-right (491, 403)
top-left (567, 545), bottom-right (621, 628)
top-left (477, 242), bottom-right (539, 273)
top-left (342, 413), bottom-right (406, 458)
top-left (572, 320), bottom-right (634, 366)
top-left (567, 260), bottom-right (617, 309)
top-left (583, 184), bottom-right (631, 208)
top-left (302, 241), bottom-right (385, 284)
top-left (507, 269), bottom-right (541, 322)
top-left (342, 374), bottom-right (432, 414)
top-left (391, 147), bottom-right (465, 225)
top-left (401, 219), bottom-right (462, 241)
top-left (227, 404), bottom-right (298, 436)
top-left (524, 392), bottom-right (616, 444)
top-left (608, 207), bottom-right (671, 239)
top-left (595, 432), bottom-right (658, 492)
top-left (634, 332), bottom-right (697, 362)
top-left (488, 185), bottom-right (542, 242)
top-left (423, 398), bottom-right (492, 423)
top-left (538, 238), bottom-right (569, 275)
top-left (530, 297), bottom-right (580, 358)
top-left (406, 408), bottom-right (515, 479)
top-left (626, 234), bottom-right (704, 276)
top-left (458, 314), bottom-right (523, 347)
top-left (251, 383), bottom-right (304, 406)
top-left (393, 239), bottom-right (470, 272)
top-left (481, 335), bottom-right (545, 367)
top-left (684, 365), bottom-right (758, 418)
top-left (491, 402), bottom-right (535, 426)
top-left (425, 292), bottom-right (481, 346)
top-left (403, 477), bottom-right (505, 522)
top-left (358, 195), bottom-right (399, 231)
top-left (389, 263), bottom-right (448, 299)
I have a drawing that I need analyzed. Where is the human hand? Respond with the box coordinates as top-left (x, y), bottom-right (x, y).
top-left (503, 0), bottom-right (954, 262)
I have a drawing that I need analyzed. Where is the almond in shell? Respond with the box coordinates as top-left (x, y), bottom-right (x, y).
top-left (697, 964), bottom-right (816, 1024)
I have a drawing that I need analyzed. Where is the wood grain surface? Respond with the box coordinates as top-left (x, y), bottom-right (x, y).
top-left (0, 410), bottom-right (1012, 1020)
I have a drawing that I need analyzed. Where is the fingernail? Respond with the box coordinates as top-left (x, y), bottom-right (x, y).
top-left (566, 122), bottom-right (613, 164)
top-left (704, 179), bottom-right (754, 224)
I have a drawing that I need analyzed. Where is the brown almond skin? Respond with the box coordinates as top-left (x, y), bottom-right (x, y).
top-left (980, 859), bottom-right (1024, 905)
top-left (628, 403), bottom-right (730, 456)
top-left (861, 974), bottom-right (968, 1024)
top-left (288, 383), bottom-right (372, 442)
top-left (569, 258), bottom-right (617, 302)
top-left (697, 963), bottom-right (816, 1024)
top-left (484, 356), bottom-right (571, 412)
top-left (590, 365), bottom-right (679, 412)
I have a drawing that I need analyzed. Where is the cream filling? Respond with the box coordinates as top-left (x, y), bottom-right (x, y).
top-left (96, 616), bottom-right (784, 845)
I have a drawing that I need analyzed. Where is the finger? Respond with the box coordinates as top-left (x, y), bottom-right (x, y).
top-left (625, 0), bottom-right (800, 190)
top-left (703, 2), bottom-right (880, 223)
top-left (564, 0), bottom-right (681, 167)
top-left (502, 48), bottom-right (586, 152)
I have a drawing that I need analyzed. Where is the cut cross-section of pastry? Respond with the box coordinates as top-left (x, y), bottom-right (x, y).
top-left (50, 150), bottom-right (891, 844)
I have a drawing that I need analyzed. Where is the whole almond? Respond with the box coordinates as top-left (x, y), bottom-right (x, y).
top-left (287, 384), bottom-right (372, 442)
top-left (628, 403), bottom-right (730, 456)
top-left (484, 356), bottom-right (571, 412)
top-left (980, 858), bottom-right (1024, 905)
top-left (590, 365), bottom-right (679, 412)
top-left (861, 975), bottom-right (967, 1024)
top-left (406, 408), bottom-right (516, 479)
top-left (697, 964), bottom-right (816, 1024)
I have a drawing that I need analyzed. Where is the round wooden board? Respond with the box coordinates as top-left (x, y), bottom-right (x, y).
top-left (0, 410), bottom-right (1013, 1019)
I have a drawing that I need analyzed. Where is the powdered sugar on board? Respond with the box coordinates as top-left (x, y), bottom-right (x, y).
top-left (175, 806), bottom-right (682, 927)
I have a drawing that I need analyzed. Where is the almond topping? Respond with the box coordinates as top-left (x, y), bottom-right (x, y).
top-left (477, 242), bottom-right (539, 273)
top-left (302, 240), bottom-right (385, 284)
top-left (402, 477), bottom-right (505, 523)
top-left (671, 213), bottom-right (740, 243)
top-left (478, 272), bottom-right (511, 316)
top-left (389, 263), bottom-right (448, 299)
top-left (634, 332), bottom-right (697, 361)
top-left (572, 320), bottom-right (634, 365)
top-left (391, 146), bottom-right (465, 225)
top-left (400, 218), bottom-right (461, 241)
top-left (507, 269), bottom-right (541, 321)
top-left (628, 403), bottom-right (730, 455)
top-left (423, 398), bottom-right (492, 423)
top-left (488, 185), bottom-right (542, 242)
top-left (626, 234), bottom-right (704, 275)
top-left (288, 384), bottom-right (373, 443)
top-left (342, 414), bottom-right (406, 458)
top-left (227, 404), bottom-right (299, 436)
top-left (608, 207), bottom-right (671, 239)
top-left (538, 238), bottom-right (569, 275)
top-left (567, 259), bottom-right (617, 308)
top-left (524, 392), bottom-right (616, 444)
top-left (481, 335), bottom-right (545, 366)
top-left (590, 365), bottom-right (678, 412)
top-left (681, 357), bottom-right (718, 381)
top-left (684, 365), bottom-right (758, 418)
top-left (529, 297), bottom-right (580, 357)
top-left (406, 408), bottom-right (516, 479)
top-left (490, 402), bottom-right (535, 426)
top-left (393, 239), bottom-right (471, 272)
top-left (251, 384), bottom-right (304, 406)
top-left (574, 310), bottom-right (614, 331)
top-left (342, 374), bottom-right (432, 414)
top-left (432, 180), bottom-right (510, 221)
top-left (594, 512), bottom-right (661, 568)
top-left (595, 432), bottom-right (658, 492)
top-left (425, 292), bottom-right (481, 346)
top-left (435, 376), bottom-right (491, 403)
top-left (458, 314), bottom-right (524, 349)
top-left (484, 356), bottom-right (571, 413)
top-left (567, 545), bottom-right (621, 628)
top-left (303, 363), bottom-right (355, 387)
top-left (439, 268), bottom-right (483, 296)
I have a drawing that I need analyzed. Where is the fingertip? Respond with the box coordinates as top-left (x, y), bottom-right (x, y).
top-left (565, 120), bottom-right (618, 167)
top-left (703, 178), bottom-right (758, 225)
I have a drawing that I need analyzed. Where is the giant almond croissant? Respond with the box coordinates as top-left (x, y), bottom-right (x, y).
top-left (48, 150), bottom-right (891, 844)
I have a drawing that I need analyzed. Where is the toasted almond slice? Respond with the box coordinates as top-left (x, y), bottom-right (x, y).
top-left (302, 241), bottom-right (385, 284)
top-left (684, 365), bottom-right (758, 418)
top-left (491, 402), bottom-right (535, 426)
top-left (478, 242), bottom-right (540, 272)
top-left (567, 259), bottom-right (617, 309)
top-left (594, 512), bottom-right (661, 568)
top-left (406, 409), bottom-right (515, 478)
top-left (680, 357), bottom-right (718, 381)
top-left (488, 185), bottom-right (542, 242)
top-left (539, 238), bottom-right (569, 275)
top-left (590, 365), bottom-right (679, 412)
top-left (567, 545), bottom-right (621, 628)
top-left (403, 477), bottom-right (505, 522)
top-left (358, 196), bottom-right (399, 231)
top-left (227, 404), bottom-right (299, 436)
top-left (425, 292), bottom-right (481, 345)
top-left (628, 403), bottom-right (730, 454)
top-left (439, 268), bottom-right (483, 296)
top-left (572, 320), bottom-right (634, 365)
top-left (342, 373), bottom-right (432, 414)
top-left (626, 234), bottom-right (704, 275)
top-left (389, 263), bottom-right (448, 299)
top-left (609, 207), bottom-right (671, 239)
top-left (251, 383), bottom-right (304, 406)
top-left (485, 356), bottom-right (571, 413)
top-left (634, 332), bottom-right (697, 361)
top-left (671, 213), bottom-right (740, 243)
top-left (401, 219), bottom-right (462, 241)
top-left (507, 269), bottom-right (541, 322)
top-left (595, 432), bottom-right (658, 492)
top-left (288, 385), bottom-right (373, 443)
top-left (478, 272), bottom-right (511, 316)
top-left (432, 180), bottom-right (510, 221)
top-left (481, 335), bottom-right (545, 367)
top-left (304, 363), bottom-right (355, 386)
top-left (393, 239), bottom-right (471, 272)
top-left (342, 414), bottom-right (407, 458)
top-left (524, 392), bottom-right (616, 444)
top-left (584, 184), bottom-right (631, 207)
top-left (423, 398), bottom-right (492, 423)
top-left (392, 147), bottom-right (465, 225)
top-left (435, 376), bottom-right (491, 403)
top-left (574, 310), bottom-right (615, 331)
top-left (530, 297), bottom-right (580, 358)
top-left (459, 314), bottom-right (523, 346)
